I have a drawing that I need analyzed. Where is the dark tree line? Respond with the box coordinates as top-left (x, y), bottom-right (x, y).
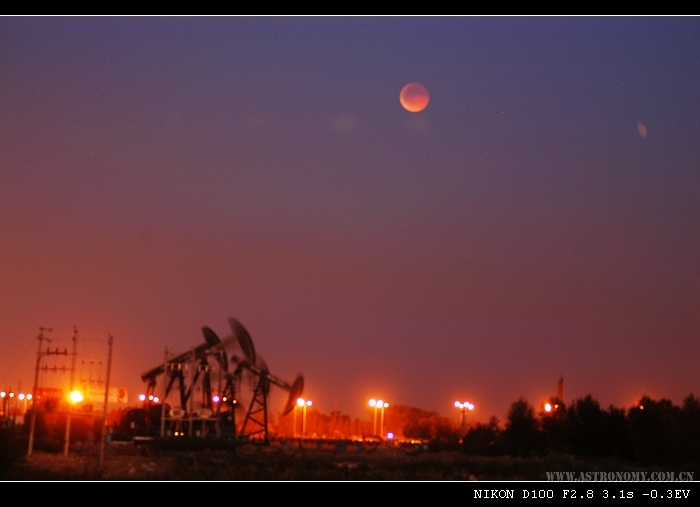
top-left (6, 393), bottom-right (696, 473)
top-left (460, 394), bottom-right (700, 467)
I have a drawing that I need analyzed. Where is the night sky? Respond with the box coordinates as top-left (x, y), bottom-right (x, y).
top-left (1, 16), bottom-right (699, 425)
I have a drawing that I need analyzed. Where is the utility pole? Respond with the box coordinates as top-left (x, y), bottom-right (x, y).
top-left (64, 326), bottom-right (78, 457)
top-left (189, 349), bottom-right (195, 437)
top-left (160, 348), bottom-right (168, 437)
top-left (28, 326), bottom-right (52, 459)
top-left (557, 375), bottom-right (564, 403)
top-left (98, 335), bottom-right (113, 470)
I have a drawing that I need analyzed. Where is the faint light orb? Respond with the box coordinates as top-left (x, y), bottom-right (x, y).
top-left (331, 113), bottom-right (359, 133)
top-left (637, 121), bottom-right (647, 139)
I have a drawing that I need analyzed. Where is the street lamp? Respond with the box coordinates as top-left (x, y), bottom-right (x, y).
top-left (297, 397), bottom-right (312, 438)
top-left (378, 401), bottom-right (388, 437)
top-left (369, 399), bottom-right (388, 438)
top-left (454, 401), bottom-right (474, 436)
top-left (369, 399), bottom-right (377, 436)
top-left (17, 393), bottom-right (30, 415)
top-left (293, 401), bottom-right (298, 438)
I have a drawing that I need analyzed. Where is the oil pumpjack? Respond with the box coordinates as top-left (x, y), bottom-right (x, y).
top-left (140, 317), bottom-right (303, 443)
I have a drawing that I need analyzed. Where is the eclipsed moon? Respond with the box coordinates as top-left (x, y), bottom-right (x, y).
top-left (400, 82), bottom-right (430, 113)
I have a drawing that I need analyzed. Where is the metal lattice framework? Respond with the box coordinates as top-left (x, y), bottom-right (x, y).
top-left (140, 317), bottom-right (303, 443)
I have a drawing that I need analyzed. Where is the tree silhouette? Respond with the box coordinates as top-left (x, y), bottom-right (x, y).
top-left (627, 396), bottom-right (681, 465)
top-left (538, 398), bottom-right (568, 456)
top-left (678, 394), bottom-right (700, 465)
top-left (503, 398), bottom-right (539, 458)
top-left (605, 405), bottom-right (633, 460)
top-left (567, 395), bottom-right (608, 457)
top-left (461, 416), bottom-right (502, 456)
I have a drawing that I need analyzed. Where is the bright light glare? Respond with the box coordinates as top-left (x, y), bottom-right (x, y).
top-left (69, 391), bottom-right (84, 403)
top-left (212, 395), bottom-right (220, 403)
top-left (139, 394), bottom-right (146, 402)
top-left (297, 397), bottom-right (305, 407)
top-left (387, 432), bottom-right (394, 439)
top-left (544, 403), bottom-right (552, 412)
top-left (369, 398), bottom-right (376, 407)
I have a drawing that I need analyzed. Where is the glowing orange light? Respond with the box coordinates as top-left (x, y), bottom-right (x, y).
top-left (69, 391), bottom-right (84, 403)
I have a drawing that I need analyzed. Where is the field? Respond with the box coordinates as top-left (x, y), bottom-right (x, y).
top-left (2, 439), bottom-right (676, 481)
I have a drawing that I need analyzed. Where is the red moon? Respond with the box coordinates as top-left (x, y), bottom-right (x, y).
top-left (400, 82), bottom-right (430, 112)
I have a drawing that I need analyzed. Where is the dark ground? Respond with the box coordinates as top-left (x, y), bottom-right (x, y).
top-left (2, 440), bottom-right (678, 481)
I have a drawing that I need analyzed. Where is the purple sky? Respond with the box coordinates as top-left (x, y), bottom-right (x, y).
top-left (1, 16), bottom-right (699, 425)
